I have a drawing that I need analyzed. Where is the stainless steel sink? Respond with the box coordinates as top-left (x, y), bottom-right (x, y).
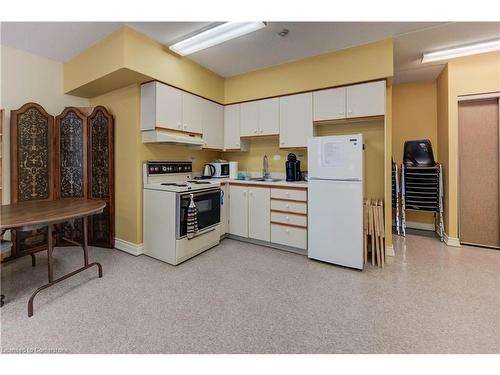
top-left (248, 177), bottom-right (282, 182)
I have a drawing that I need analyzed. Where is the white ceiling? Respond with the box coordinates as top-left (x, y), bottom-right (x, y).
top-left (1, 22), bottom-right (499, 84)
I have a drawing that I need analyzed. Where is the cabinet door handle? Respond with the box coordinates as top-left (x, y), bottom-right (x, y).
top-left (184, 124), bottom-right (188, 129)
top-left (286, 216), bottom-right (290, 221)
top-left (285, 204), bottom-right (290, 208)
top-left (243, 191), bottom-right (247, 196)
top-left (178, 123), bottom-right (182, 129)
top-left (249, 191), bottom-right (253, 196)
top-left (285, 229), bottom-right (290, 234)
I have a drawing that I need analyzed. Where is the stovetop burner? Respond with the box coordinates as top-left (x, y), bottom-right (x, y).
top-left (188, 180), bottom-right (211, 184)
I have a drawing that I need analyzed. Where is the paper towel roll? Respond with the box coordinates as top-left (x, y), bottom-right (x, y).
top-left (229, 161), bottom-right (238, 179)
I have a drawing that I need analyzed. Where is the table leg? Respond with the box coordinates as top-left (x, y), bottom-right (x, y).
top-left (31, 253), bottom-right (36, 267)
top-left (27, 217), bottom-right (103, 317)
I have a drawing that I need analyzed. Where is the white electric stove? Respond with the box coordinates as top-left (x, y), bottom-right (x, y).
top-left (143, 161), bottom-right (221, 265)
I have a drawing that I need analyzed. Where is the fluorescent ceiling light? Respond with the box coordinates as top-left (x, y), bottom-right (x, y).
top-left (422, 39), bottom-right (500, 63)
top-left (169, 22), bottom-right (266, 56)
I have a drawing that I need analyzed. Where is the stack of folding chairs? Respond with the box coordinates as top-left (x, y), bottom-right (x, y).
top-left (400, 140), bottom-right (444, 241)
top-left (363, 199), bottom-right (385, 268)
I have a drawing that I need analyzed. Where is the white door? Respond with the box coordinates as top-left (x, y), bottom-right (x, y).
top-left (308, 179), bottom-right (363, 270)
top-left (346, 81), bottom-right (385, 118)
top-left (308, 135), bottom-right (363, 180)
top-left (203, 101), bottom-right (224, 149)
top-left (248, 186), bottom-right (270, 241)
top-left (259, 98), bottom-right (280, 135)
top-left (279, 93), bottom-right (313, 148)
top-left (182, 92), bottom-right (203, 133)
top-left (224, 104), bottom-right (243, 150)
top-left (229, 185), bottom-right (248, 237)
top-left (240, 101), bottom-right (259, 136)
top-left (313, 87), bottom-right (346, 121)
top-left (156, 83), bottom-right (182, 131)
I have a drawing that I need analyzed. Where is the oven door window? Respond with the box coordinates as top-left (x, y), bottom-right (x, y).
top-left (179, 190), bottom-right (221, 238)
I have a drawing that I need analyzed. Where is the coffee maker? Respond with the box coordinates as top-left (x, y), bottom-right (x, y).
top-left (285, 153), bottom-right (302, 181)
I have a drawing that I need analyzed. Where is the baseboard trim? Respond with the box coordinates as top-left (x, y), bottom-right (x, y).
top-left (444, 233), bottom-right (461, 247)
top-left (114, 238), bottom-right (144, 256)
top-left (385, 244), bottom-right (395, 257)
top-left (405, 221), bottom-right (435, 231)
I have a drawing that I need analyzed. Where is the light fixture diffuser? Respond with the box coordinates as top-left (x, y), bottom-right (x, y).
top-left (422, 39), bottom-right (500, 63)
top-left (169, 22), bottom-right (266, 56)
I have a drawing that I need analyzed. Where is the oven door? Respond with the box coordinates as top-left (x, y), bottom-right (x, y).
top-left (177, 188), bottom-right (221, 239)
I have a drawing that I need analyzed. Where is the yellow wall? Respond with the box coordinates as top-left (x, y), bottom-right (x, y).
top-left (384, 85), bottom-right (393, 248)
top-left (393, 80), bottom-right (438, 226)
top-left (443, 52), bottom-right (500, 239)
top-left (89, 84), bottom-right (221, 244)
top-left (224, 38), bottom-right (393, 103)
top-left (66, 27), bottom-right (225, 102)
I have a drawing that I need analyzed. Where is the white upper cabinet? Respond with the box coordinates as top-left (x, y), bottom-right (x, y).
top-left (240, 101), bottom-right (259, 137)
top-left (141, 81), bottom-right (182, 131)
top-left (279, 93), bottom-right (313, 148)
top-left (313, 87), bottom-right (346, 121)
top-left (258, 98), bottom-right (280, 135)
top-left (224, 104), bottom-right (248, 151)
top-left (346, 81), bottom-right (385, 118)
top-left (182, 92), bottom-right (203, 134)
top-left (202, 101), bottom-right (224, 150)
top-left (240, 98), bottom-right (280, 137)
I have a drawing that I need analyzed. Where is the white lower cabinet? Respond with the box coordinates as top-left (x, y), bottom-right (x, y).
top-left (271, 224), bottom-right (307, 250)
top-left (248, 187), bottom-right (270, 241)
top-left (228, 184), bottom-right (270, 241)
top-left (228, 185), bottom-right (249, 237)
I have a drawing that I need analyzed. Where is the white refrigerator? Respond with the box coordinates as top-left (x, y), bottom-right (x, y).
top-left (307, 134), bottom-right (364, 270)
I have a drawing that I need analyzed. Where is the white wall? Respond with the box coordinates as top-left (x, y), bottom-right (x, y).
top-left (1, 45), bottom-right (89, 204)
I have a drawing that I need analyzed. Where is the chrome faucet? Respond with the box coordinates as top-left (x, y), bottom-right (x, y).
top-left (263, 155), bottom-right (270, 180)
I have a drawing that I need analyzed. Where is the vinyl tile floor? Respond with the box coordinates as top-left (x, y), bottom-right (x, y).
top-left (1, 235), bottom-right (499, 353)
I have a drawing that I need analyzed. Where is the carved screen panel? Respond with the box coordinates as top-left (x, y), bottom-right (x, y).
top-left (55, 108), bottom-right (87, 245)
top-left (10, 103), bottom-right (54, 254)
top-left (88, 107), bottom-right (114, 248)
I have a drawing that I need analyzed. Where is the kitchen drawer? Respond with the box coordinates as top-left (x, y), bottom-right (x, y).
top-left (270, 200), bottom-right (307, 214)
top-left (271, 211), bottom-right (307, 227)
top-left (271, 223), bottom-right (307, 250)
top-left (270, 188), bottom-right (307, 202)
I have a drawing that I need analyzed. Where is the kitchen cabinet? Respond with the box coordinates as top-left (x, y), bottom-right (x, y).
top-left (279, 93), bottom-right (313, 148)
top-left (181, 92), bottom-right (203, 134)
top-left (313, 87), bottom-right (346, 121)
top-left (202, 101), bottom-right (224, 150)
top-left (228, 184), bottom-right (249, 237)
top-left (313, 81), bottom-right (385, 121)
top-left (224, 104), bottom-right (248, 151)
top-left (141, 81), bottom-right (182, 131)
top-left (346, 81), bottom-right (385, 118)
top-left (228, 184), bottom-right (270, 241)
top-left (240, 98), bottom-right (279, 137)
top-left (248, 186), bottom-right (270, 241)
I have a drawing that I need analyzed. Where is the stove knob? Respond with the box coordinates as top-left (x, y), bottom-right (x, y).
top-left (162, 166), bottom-right (167, 172)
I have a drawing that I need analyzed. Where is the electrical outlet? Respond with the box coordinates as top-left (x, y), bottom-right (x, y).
top-left (273, 155), bottom-right (281, 161)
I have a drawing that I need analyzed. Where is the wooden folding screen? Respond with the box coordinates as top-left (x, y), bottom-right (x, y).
top-left (9, 103), bottom-right (114, 259)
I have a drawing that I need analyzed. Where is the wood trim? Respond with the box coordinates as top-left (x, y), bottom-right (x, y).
top-left (228, 182), bottom-right (272, 188)
top-left (203, 147), bottom-right (224, 151)
top-left (240, 133), bottom-right (279, 139)
top-left (314, 114), bottom-right (384, 124)
top-left (270, 221), bottom-right (307, 229)
top-left (141, 79), bottom-right (224, 105)
top-left (458, 91), bottom-right (500, 102)
top-left (279, 146), bottom-right (307, 150)
top-left (271, 197), bottom-right (307, 203)
top-left (270, 209), bottom-right (307, 216)
top-left (155, 126), bottom-right (203, 136)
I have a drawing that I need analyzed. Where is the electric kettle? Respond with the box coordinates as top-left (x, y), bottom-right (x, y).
top-left (201, 163), bottom-right (215, 179)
